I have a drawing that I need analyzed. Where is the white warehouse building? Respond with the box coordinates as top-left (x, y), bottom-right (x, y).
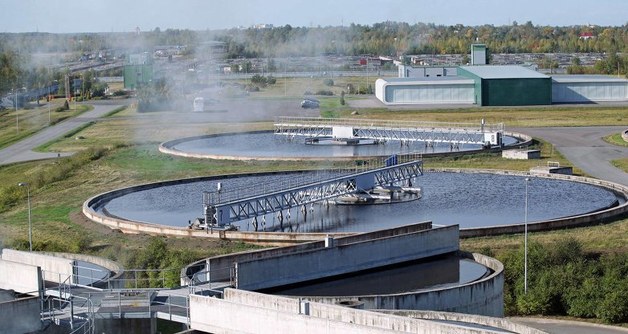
top-left (551, 75), bottom-right (628, 103)
top-left (375, 77), bottom-right (475, 105)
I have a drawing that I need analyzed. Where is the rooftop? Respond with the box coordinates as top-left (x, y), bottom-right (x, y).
top-left (551, 75), bottom-right (628, 83)
top-left (459, 65), bottom-right (550, 79)
top-left (379, 77), bottom-right (474, 85)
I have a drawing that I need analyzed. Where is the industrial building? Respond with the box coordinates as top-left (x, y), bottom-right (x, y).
top-left (551, 75), bottom-right (628, 103)
top-left (378, 43), bottom-right (628, 106)
top-left (376, 66), bottom-right (628, 106)
top-left (375, 77), bottom-right (475, 104)
top-left (471, 44), bottom-right (488, 65)
top-left (123, 53), bottom-right (154, 90)
top-left (458, 65), bottom-right (552, 106)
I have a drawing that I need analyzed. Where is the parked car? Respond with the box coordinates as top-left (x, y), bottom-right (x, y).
top-left (301, 99), bottom-right (319, 109)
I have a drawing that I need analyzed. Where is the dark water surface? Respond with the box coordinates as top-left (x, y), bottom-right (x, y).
top-left (170, 132), bottom-right (520, 158)
top-left (97, 172), bottom-right (618, 233)
top-left (262, 255), bottom-right (487, 296)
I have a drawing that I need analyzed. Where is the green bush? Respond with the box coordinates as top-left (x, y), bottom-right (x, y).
top-left (315, 90), bottom-right (334, 96)
top-left (323, 78), bottom-right (334, 86)
top-left (500, 239), bottom-right (628, 323)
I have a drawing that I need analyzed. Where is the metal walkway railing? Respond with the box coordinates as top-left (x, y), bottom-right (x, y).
top-left (274, 116), bottom-right (504, 146)
top-left (38, 262), bottom-right (235, 332)
top-left (203, 153), bottom-right (423, 227)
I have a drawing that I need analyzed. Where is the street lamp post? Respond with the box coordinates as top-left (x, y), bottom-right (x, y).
top-left (48, 84), bottom-right (51, 124)
top-left (524, 177), bottom-right (531, 294)
top-left (15, 87), bottom-right (19, 133)
top-left (18, 182), bottom-right (32, 252)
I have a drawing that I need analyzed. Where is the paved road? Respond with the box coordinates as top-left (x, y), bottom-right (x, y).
top-left (0, 102), bottom-right (127, 166)
top-left (511, 317), bottom-right (628, 334)
top-left (515, 126), bottom-right (628, 186)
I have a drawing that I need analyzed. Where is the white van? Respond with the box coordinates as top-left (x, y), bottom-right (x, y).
top-left (193, 97), bottom-right (204, 112)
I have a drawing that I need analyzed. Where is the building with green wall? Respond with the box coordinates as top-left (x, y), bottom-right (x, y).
top-left (124, 53), bottom-right (154, 90)
top-left (457, 66), bottom-right (552, 106)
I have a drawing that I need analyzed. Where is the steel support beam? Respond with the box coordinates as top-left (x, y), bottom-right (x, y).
top-left (204, 158), bottom-right (423, 226)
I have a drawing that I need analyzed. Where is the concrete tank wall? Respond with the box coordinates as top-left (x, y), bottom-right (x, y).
top-left (193, 289), bottom-right (536, 334)
top-left (301, 252), bottom-right (504, 317)
top-left (193, 222), bottom-right (433, 284)
top-left (190, 294), bottom-right (399, 334)
top-left (158, 130), bottom-right (529, 162)
top-left (0, 296), bottom-right (41, 334)
top-left (0, 259), bottom-right (42, 295)
top-left (379, 310), bottom-right (548, 334)
top-left (235, 225), bottom-right (459, 291)
top-left (1, 249), bottom-right (76, 284)
top-left (39, 252), bottom-right (125, 289)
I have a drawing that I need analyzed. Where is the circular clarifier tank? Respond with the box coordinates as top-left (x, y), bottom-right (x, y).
top-left (92, 171), bottom-right (619, 233)
top-left (160, 131), bottom-right (521, 160)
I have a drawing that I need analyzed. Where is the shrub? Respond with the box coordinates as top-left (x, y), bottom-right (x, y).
top-left (315, 90), bottom-right (334, 96)
top-left (250, 74), bottom-right (267, 87)
top-left (323, 78), bottom-right (334, 86)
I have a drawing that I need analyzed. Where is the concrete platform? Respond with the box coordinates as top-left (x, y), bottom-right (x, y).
top-left (502, 149), bottom-right (541, 160)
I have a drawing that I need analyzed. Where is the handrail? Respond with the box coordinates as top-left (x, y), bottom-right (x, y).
top-left (203, 153), bottom-right (423, 205)
top-left (275, 116), bottom-right (504, 133)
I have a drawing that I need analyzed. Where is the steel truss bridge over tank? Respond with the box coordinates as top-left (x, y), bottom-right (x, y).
top-left (203, 153), bottom-right (423, 228)
top-left (274, 116), bottom-right (504, 147)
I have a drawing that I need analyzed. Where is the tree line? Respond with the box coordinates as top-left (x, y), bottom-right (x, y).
top-left (4, 21), bottom-right (628, 96)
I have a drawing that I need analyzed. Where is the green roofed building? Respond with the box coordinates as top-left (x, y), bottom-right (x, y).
top-left (457, 66), bottom-right (552, 106)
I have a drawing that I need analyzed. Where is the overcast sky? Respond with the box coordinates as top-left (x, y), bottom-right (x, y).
top-left (1, 0), bottom-right (627, 33)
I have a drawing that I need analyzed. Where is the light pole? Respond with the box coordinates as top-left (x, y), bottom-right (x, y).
top-left (524, 177), bottom-right (531, 294)
top-left (15, 87), bottom-right (19, 133)
top-left (18, 182), bottom-right (32, 252)
top-left (48, 84), bottom-right (52, 124)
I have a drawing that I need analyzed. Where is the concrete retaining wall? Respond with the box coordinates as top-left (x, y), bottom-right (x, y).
top-left (188, 222), bottom-right (433, 284)
top-left (39, 252), bottom-right (124, 289)
top-left (301, 252), bottom-right (504, 317)
top-left (1, 249), bottom-right (76, 284)
top-left (190, 294), bottom-right (399, 334)
top-left (0, 259), bottom-right (43, 295)
top-left (0, 296), bottom-right (41, 334)
top-left (192, 289), bottom-right (537, 334)
top-left (379, 310), bottom-right (548, 334)
top-left (235, 225), bottom-right (458, 291)
top-left (159, 130), bottom-right (532, 162)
